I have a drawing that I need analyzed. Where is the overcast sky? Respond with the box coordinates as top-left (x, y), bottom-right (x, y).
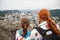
top-left (0, 0), bottom-right (60, 10)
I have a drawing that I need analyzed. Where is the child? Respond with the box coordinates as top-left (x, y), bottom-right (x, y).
top-left (15, 18), bottom-right (31, 40)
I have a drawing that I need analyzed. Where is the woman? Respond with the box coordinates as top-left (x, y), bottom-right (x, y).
top-left (30, 9), bottom-right (60, 40)
top-left (15, 18), bottom-right (31, 40)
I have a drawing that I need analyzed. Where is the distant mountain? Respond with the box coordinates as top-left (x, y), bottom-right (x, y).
top-left (50, 9), bottom-right (60, 17)
top-left (0, 9), bottom-right (60, 17)
top-left (0, 10), bottom-right (20, 17)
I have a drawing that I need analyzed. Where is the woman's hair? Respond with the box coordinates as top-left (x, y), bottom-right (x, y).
top-left (21, 18), bottom-right (30, 37)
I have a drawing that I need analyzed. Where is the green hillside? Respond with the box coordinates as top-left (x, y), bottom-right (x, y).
top-left (50, 9), bottom-right (60, 17)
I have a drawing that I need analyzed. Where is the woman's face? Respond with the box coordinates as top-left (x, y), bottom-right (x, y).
top-left (42, 16), bottom-right (48, 21)
top-left (38, 14), bottom-right (48, 22)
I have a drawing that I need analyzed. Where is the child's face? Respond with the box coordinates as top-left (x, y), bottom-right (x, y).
top-left (21, 21), bottom-right (29, 29)
top-left (21, 18), bottom-right (29, 29)
top-left (23, 23), bottom-right (28, 29)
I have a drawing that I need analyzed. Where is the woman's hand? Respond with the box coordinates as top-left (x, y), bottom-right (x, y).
top-left (47, 17), bottom-right (60, 37)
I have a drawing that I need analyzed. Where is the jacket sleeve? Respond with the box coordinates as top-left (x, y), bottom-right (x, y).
top-left (30, 29), bottom-right (42, 40)
top-left (15, 30), bottom-right (20, 40)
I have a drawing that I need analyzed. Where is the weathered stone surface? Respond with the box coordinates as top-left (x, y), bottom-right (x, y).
top-left (0, 20), bottom-right (21, 40)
